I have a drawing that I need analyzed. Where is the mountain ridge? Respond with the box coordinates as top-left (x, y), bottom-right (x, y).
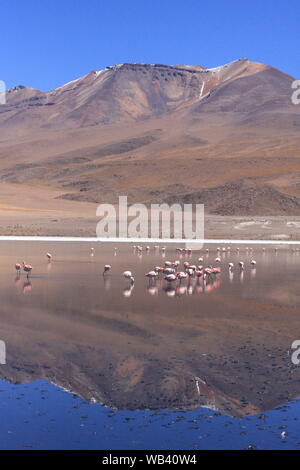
top-left (0, 58), bottom-right (299, 220)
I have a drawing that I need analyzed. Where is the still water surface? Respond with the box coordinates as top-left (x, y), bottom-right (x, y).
top-left (0, 241), bottom-right (299, 449)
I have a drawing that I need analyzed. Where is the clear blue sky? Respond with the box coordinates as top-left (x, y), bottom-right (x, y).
top-left (1, 0), bottom-right (299, 91)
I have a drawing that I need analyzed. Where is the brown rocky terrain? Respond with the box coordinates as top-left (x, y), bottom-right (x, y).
top-left (0, 58), bottom-right (299, 235)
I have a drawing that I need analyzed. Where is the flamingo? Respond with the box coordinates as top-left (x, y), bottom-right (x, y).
top-left (239, 261), bottom-right (245, 270)
top-left (22, 262), bottom-right (32, 277)
top-left (103, 264), bottom-right (111, 275)
top-left (228, 262), bottom-right (234, 270)
top-left (145, 271), bottom-right (158, 281)
top-left (154, 266), bottom-right (164, 275)
top-left (46, 253), bottom-right (52, 261)
top-left (164, 273), bottom-right (177, 282)
top-left (250, 259), bottom-right (257, 266)
top-left (172, 260), bottom-right (180, 270)
top-left (123, 270), bottom-right (134, 285)
top-left (212, 267), bottom-right (221, 274)
top-left (187, 268), bottom-right (195, 277)
top-left (163, 267), bottom-right (175, 275)
top-left (177, 271), bottom-right (188, 281)
top-left (215, 257), bottom-right (221, 263)
top-left (204, 266), bottom-right (215, 277)
top-left (195, 270), bottom-right (203, 278)
top-left (15, 263), bottom-right (21, 273)
top-left (90, 247), bottom-right (95, 256)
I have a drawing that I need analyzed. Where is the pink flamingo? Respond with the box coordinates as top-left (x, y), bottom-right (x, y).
top-left (183, 261), bottom-right (190, 270)
top-left (154, 266), bottom-right (164, 276)
top-left (195, 270), bottom-right (203, 278)
top-left (22, 262), bottom-right (32, 277)
top-left (103, 264), bottom-right (111, 275)
top-left (187, 267), bottom-right (195, 277)
top-left (163, 267), bottom-right (175, 275)
top-left (46, 253), bottom-right (52, 261)
top-left (172, 260), bottom-right (180, 270)
top-left (212, 267), bottom-right (221, 274)
top-left (164, 273), bottom-right (177, 282)
top-left (177, 271), bottom-right (188, 282)
top-left (145, 271), bottom-right (158, 279)
top-left (123, 270), bottom-right (135, 285)
top-left (145, 271), bottom-right (158, 284)
top-left (15, 263), bottom-right (21, 273)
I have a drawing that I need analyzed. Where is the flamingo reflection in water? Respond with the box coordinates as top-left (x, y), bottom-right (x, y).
top-left (147, 285), bottom-right (159, 296)
top-left (15, 263), bottom-right (21, 284)
top-left (123, 285), bottom-right (134, 297)
top-left (22, 262), bottom-right (33, 278)
top-left (23, 280), bottom-right (32, 294)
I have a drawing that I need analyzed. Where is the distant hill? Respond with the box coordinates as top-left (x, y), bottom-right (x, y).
top-left (0, 58), bottom-right (299, 215)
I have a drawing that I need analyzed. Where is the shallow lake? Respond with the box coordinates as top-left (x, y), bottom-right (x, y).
top-left (0, 241), bottom-right (300, 449)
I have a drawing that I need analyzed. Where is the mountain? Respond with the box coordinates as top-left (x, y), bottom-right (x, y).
top-left (0, 58), bottom-right (300, 224)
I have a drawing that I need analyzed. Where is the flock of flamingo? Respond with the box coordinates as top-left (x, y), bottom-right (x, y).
top-left (15, 252), bottom-right (52, 278)
top-left (100, 245), bottom-right (259, 296)
top-left (17, 243), bottom-right (299, 298)
top-left (13, 243), bottom-right (299, 297)
top-left (14, 246), bottom-right (259, 281)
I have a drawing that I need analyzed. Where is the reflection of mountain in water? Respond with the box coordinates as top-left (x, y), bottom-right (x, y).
top-left (0, 242), bottom-right (300, 418)
top-left (0, 298), bottom-right (299, 418)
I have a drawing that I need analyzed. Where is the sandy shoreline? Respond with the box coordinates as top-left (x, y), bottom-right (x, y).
top-left (0, 213), bottom-right (299, 240)
top-left (0, 182), bottom-right (299, 238)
